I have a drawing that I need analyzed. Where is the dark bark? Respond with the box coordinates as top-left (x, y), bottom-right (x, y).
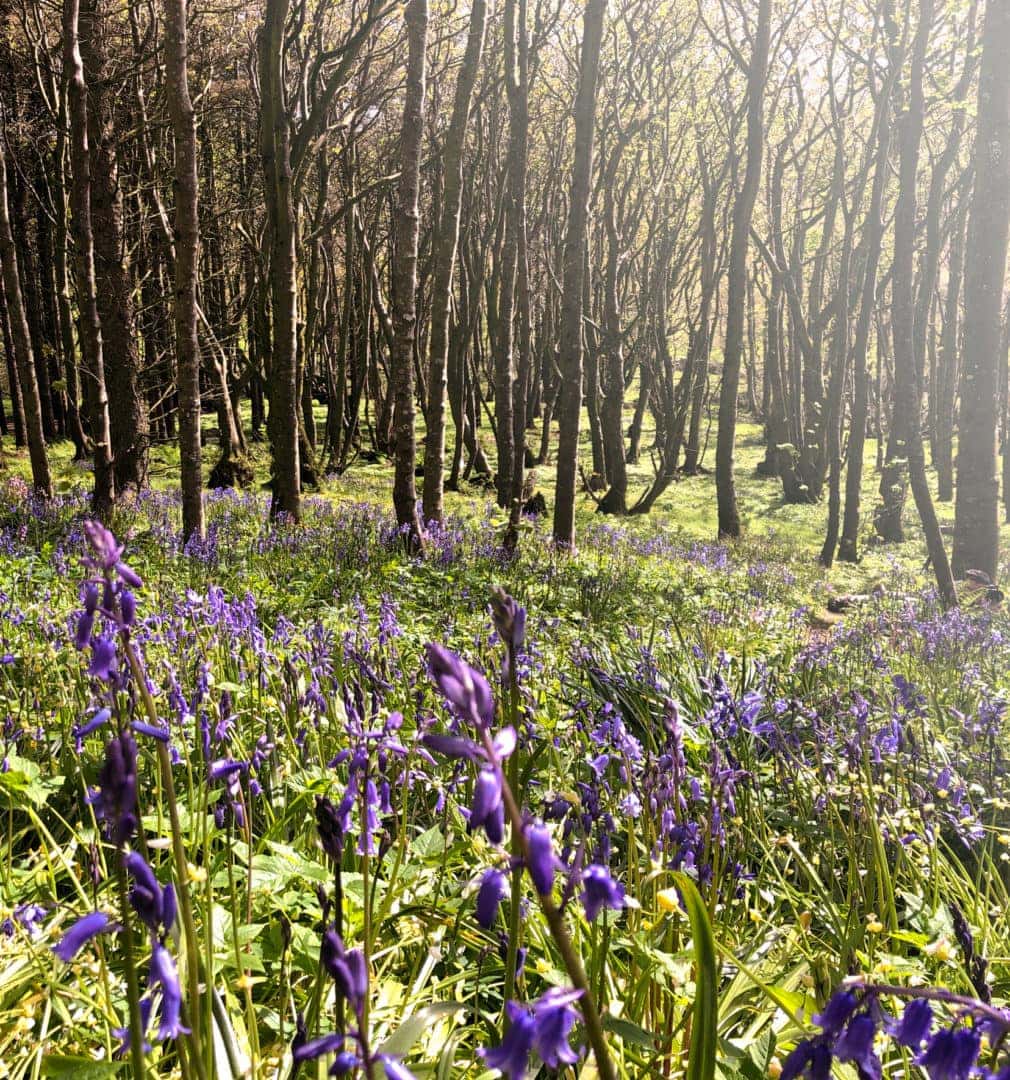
top-left (0, 139), bottom-right (51, 496)
top-left (165, 0), bottom-right (204, 541)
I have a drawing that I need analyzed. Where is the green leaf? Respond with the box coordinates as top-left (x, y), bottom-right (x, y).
top-left (673, 872), bottom-right (718, 1080)
top-left (41, 1058), bottom-right (124, 1079)
top-left (376, 1002), bottom-right (465, 1058)
top-left (604, 1015), bottom-right (655, 1048)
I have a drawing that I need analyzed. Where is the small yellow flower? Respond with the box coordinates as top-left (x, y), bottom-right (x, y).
top-left (768, 1056), bottom-right (783, 1079)
top-left (657, 888), bottom-right (680, 914)
top-left (187, 862), bottom-right (207, 883)
top-left (237, 973), bottom-right (255, 992)
top-left (925, 937), bottom-right (953, 961)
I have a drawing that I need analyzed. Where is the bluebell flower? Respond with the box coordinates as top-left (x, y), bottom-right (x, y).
top-left (524, 822), bottom-right (555, 895)
top-left (88, 638), bottom-right (118, 681)
top-left (112, 996), bottom-right (153, 1057)
top-left (53, 911), bottom-right (114, 962)
top-left (73, 707), bottom-right (111, 746)
top-left (916, 1026), bottom-right (981, 1080)
top-left (888, 998), bottom-right (933, 1048)
top-left (149, 944), bottom-right (189, 1041)
top-left (481, 1002), bottom-right (536, 1079)
top-left (292, 1031), bottom-right (346, 1062)
top-left (426, 644), bottom-right (495, 729)
top-left (321, 931), bottom-right (368, 1017)
top-left (833, 1014), bottom-right (881, 1079)
top-left (531, 988), bottom-right (582, 1069)
top-left (376, 1056), bottom-right (416, 1080)
top-left (476, 868), bottom-right (508, 929)
top-left (125, 852), bottom-right (175, 937)
top-left (94, 732), bottom-right (138, 845)
top-left (580, 865), bottom-right (625, 921)
top-left (780, 1039), bottom-right (832, 1080)
top-left (813, 990), bottom-right (859, 1037)
top-left (315, 795), bottom-right (348, 860)
top-left (470, 769), bottom-right (505, 844)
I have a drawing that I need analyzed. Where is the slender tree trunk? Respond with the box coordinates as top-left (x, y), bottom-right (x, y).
top-left (0, 141), bottom-right (51, 496)
top-left (164, 0), bottom-right (204, 541)
top-left (0, 272), bottom-right (26, 447)
top-left (552, 0), bottom-right (607, 548)
top-left (389, 0), bottom-right (428, 551)
top-left (715, 0), bottom-right (771, 538)
top-left (63, 0), bottom-right (114, 515)
top-left (936, 191), bottom-right (968, 503)
top-left (953, 0), bottom-right (1010, 582)
top-left (839, 18), bottom-right (898, 561)
top-left (79, 0), bottom-right (149, 495)
top-left (259, 0), bottom-right (301, 520)
top-left (504, 0), bottom-right (532, 543)
top-left (881, 0), bottom-right (956, 603)
top-left (421, 0), bottom-right (486, 522)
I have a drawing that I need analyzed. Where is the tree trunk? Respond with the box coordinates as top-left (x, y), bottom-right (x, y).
top-left (0, 141), bottom-right (51, 496)
top-left (79, 0), bottom-right (149, 495)
top-left (714, 0), bottom-right (771, 538)
top-left (389, 0), bottom-right (428, 551)
top-left (552, 0), bottom-right (606, 549)
top-left (62, 0), bottom-right (115, 515)
top-left (880, 0), bottom-right (956, 604)
top-left (953, 0), bottom-right (1010, 582)
top-left (259, 0), bottom-right (301, 520)
top-left (421, 0), bottom-right (486, 522)
top-left (164, 0), bottom-right (204, 541)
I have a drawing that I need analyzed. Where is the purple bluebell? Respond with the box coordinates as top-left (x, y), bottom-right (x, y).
top-left (524, 823), bottom-right (555, 896)
top-left (73, 707), bottom-right (111, 744)
top-left (476, 868), bottom-right (508, 929)
top-left (813, 990), bottom-right (859, 1037)
top-left (833, 1014), bottom-right (881, 1079)
top-left (321, 931), bottom-right (368, 1017)
top-left (88, 638), bottom-right (118, 681)
top-left (292, 1032), bottom-right (346, 1063)
top-left (481, 1002), bottom-right (536, 1079)
top-left (470, 769), bottom-right (505, 844)
top-left (125, 852), bottom-right (175, 937)
top-left (149, 944), bottom-right (188, 1041)
top-left (315, 795), bottom-right (348, 860)
top-left (531, 988), bottom-right (582, 1069)
top-left (376, 1056), bottom-right (416, 1080)
top-left (53, 911), bottom-right (114, 962)
top-left (580, 865), bottom-right (625, 921)
top-left (94, 732), bottom-right (138, 845)
top-left (490, 588), bottom-right (527, 653)
top-left (113, 997), bottom-right (153, 1057)
top-left (426, 644), bottom-right (494, 729)
top-left (888, 998), bottom-right (933, 1048)
top-left (916, 1026), bottom-right (981, 1080)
